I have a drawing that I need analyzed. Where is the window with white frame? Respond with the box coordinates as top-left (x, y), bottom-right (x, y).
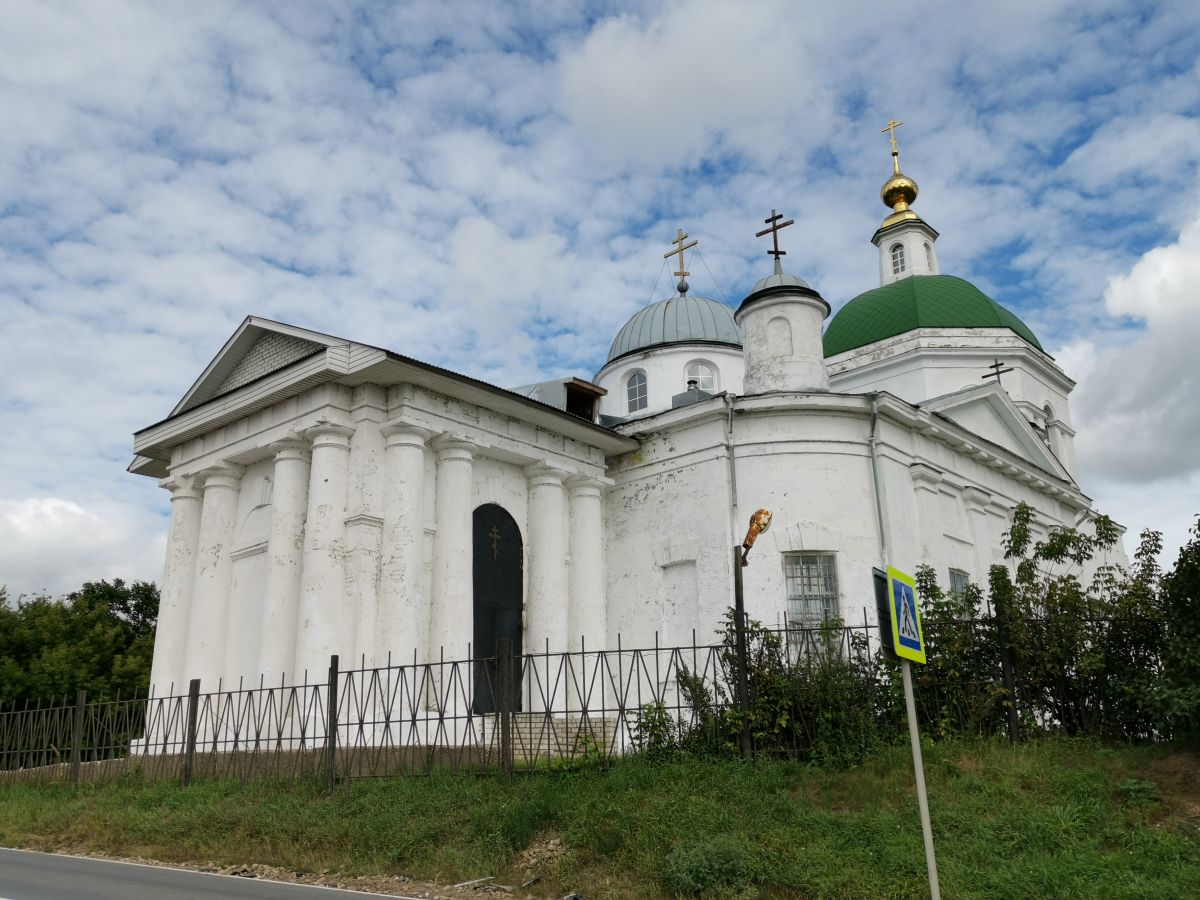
top-left (685, 361), bottom-right (715, 393)
top-left (626, 370), bottom-right (648, 413)
top-left (924, 242), bottom-right (934, 271)
top-left (949, 568), bottom-right (970, 598)
top-left (891, 243), bottom-right (906, 275)
top-left (784, 553), bottom-right (839, 626)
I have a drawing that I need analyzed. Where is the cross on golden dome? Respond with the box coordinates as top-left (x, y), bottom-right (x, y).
top-left (882, 119), bottom-right (903, 174)
top-left (879, 118), bottom-right (919, 224)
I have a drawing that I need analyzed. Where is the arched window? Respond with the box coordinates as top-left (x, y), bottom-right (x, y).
top-left (685, 361), bottom-right (716, 393)
top-left (1043, 403), bottom-right (1054, 425)
top-left (891, 243), bottom-right (906, 275)
top-left (626, 371), bottom-right (648, 413)
top-left (924, 242), bottom-right (934, 271)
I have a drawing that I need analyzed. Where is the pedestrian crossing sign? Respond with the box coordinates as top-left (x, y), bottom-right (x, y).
top-left (886, 566), bottom-right (927, 664)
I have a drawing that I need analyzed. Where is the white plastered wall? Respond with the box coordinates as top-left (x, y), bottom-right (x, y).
top-left (594, 344), bottom-right (745, 419)
top-left (152, 378), bottom-right (612, 693)
top-left (875, 223), bottom-right (940, 286)
top-left (827, 330), bottom-right (1078, 478)
top-left (603, 393), bottom-right (1119, 646)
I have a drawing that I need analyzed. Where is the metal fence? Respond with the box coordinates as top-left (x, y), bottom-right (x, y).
top-left (0, 617), bottom-right (889, 787)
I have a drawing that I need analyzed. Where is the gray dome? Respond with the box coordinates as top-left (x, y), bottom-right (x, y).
top-left (748, 270), bottom-right (811, 293)
top-left (607, 295), bottom-right (743, 363)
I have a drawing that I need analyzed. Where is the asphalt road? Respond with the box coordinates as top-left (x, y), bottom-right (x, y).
top-left (0, 849), bottom-right (406, 900)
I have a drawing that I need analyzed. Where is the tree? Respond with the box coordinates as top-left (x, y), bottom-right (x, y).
top-left (0, 579), bottom-right (158, 708)
top-left (1162, 516), bottom-right (1200, 742)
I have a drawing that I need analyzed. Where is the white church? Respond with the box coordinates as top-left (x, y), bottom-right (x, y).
top-left (132, 136), bottom-right (1122, 698)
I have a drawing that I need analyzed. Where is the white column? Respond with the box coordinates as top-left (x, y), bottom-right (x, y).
top-left (150, 475), bottom-right (202, 697)
top-left (294, 422), bottom-right (354, 680)
top-left (257, 439), bottom-right (311, 685)
top-left (962, 487), bottom-right (993, 586)
top-left (909, 463), bottom-right (942, 565)
top-left (346, 386), bottom-right (386, 668)
top-left (526, 465), bottom-right (569, 655)
top-left (567, 477), bottom-right (606, 652)
top-left (428, 437), bottom-right (475, 660)
top-left (182, 465), bottom-right (243, 688)
top-left (378, 424), bottom-right (432, 666)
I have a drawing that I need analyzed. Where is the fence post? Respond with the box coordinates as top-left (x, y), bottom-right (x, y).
top-left (325, 655), bottom-right (339, 791)
top-left (732, 546), bottom-right (753, 762)
top-left (993, 596), bottom-right (1021, 744)
top-left (497, 638), bottom-right (514, 775)
top-left (70, 690), bottom-right (86, 786)
top-left (182, 679), bottom-right (200, 787)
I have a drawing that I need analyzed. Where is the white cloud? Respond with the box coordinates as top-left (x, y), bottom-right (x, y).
top-left (559, 0), bottom-right (830, 168)
top-left (0, 0), bottom-right (1198, 594)
top-left (1066, 214), bottom-right (1200, 484)
top-left (0, 498), bottom-right (165, 599)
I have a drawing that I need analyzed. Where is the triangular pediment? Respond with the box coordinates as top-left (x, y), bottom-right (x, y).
top-left (172, 317), bottom-right (350, 416)
top-left (133, 315), bottom-right (637, 480)
top-left (921, 382), bottom-right (1071, 481)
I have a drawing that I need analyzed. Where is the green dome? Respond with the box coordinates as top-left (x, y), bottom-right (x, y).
top-left (823, 275), bottom-right (1043, 357)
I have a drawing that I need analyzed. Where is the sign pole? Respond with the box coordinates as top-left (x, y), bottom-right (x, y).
top-left (731, 546), bottom-right (753, 762)
top-left (881, 566), bottom-right (940, 900)
top-left (901, 658), bottom-right (940, 900)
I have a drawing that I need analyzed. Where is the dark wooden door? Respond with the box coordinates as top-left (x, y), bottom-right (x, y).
top-left (472, 504), bottom-right (523, 714)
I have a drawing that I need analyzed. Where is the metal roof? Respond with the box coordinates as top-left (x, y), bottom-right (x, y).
top-left (747, 269), bottom-right (812, 293)
top-left (607, 295), bottom-right (742, 363)
top-left (823, 275), bottom-right (1044, 356)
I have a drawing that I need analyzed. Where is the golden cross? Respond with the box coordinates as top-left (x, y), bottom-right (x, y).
top-left (489, 526), bottom-right (501, 560)
top-left (755, 209), bottom-right (795, 260)
top-left (882, 119), bottom-right (903, 173)
top-left (664, 228), bottom-right (698, 278)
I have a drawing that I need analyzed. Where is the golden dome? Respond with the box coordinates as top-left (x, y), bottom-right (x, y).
top-left (881, 171), bottom-right (918, 211)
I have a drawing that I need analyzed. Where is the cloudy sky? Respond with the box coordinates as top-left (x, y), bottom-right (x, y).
top-left (1, 0), bottom-right (1198, 598)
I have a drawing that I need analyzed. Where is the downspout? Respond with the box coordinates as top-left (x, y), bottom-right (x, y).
top-left (868, 393), bottom-right (889, 567)
top-left (724, 392), bottom-right (740, 550)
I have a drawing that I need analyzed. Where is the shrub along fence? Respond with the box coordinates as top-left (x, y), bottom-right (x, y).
top-left (0, 603), bottom-right (1173, 787)
top-left (4, 504), bottom-right (1196, 787)
top-left (0, 620), bottom-right (878, 786)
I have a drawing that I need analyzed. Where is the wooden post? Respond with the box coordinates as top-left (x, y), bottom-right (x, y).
top-left (498, 637), bottom-right (514, 775)
top-left (732, 546), bottom-right (753, 762)
top-left (325, 655), bottom-right (339, 791)
top-left (993, 595), bottom-right (1020, 744)
top-left (182, 679), bottom-right (200, 787)
top-left (70, 690), bottom-right (86, 786)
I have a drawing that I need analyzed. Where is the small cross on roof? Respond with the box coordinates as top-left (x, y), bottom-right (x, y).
top-left (755, 209), bottom-right (795, 260)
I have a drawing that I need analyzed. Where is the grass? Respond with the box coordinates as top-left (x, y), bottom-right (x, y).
top-left (1, 738), bottom-right (1197, 898)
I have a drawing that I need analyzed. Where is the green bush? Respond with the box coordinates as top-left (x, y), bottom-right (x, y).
top-left (0, 579), bottom-right (159, 707)
top-left (660, 611), bottom-right (890, 765)
top-left (641, 503), bottom-right (1197, 763)
top-left (659, 833), bottom-right (757, 895)
top-left (989, 504), bottom-right (1175, 741)
top-left (632, 701), bottom-right (680, 761)
top-left (1162, 516), bottom-right (1200, 742)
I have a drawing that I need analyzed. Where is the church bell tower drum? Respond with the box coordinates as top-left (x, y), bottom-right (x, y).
top-left (736, 210), bottom-right (831, 395)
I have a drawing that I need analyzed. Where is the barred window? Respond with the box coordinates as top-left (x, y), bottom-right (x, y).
top-left (949, 568), bottom-right (970, 598)
top-left (891, 243), bottom-right (906, 275)
top-left (626, 371), bottom-right (647, 413)
top-left (784, 553), bottom-right (839, 626)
